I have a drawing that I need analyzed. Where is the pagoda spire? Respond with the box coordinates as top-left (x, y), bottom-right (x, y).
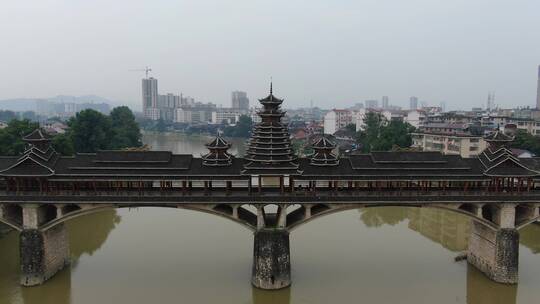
top-left (243, 84), bottom-right (299, 173)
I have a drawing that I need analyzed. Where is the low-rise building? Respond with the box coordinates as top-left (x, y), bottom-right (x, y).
top-left (211, 108), bottom-right (245, 124)
top-left (484, 116), bottom-right (540, 135)
top-left (411, 123), bottom-right (487, 158)
top-left (404, 110), bottom-right (426, 129)
top-left (324, 109), bottom-right (353, 134)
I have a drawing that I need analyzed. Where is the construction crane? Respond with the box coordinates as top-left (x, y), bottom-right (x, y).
top-left (129, 66), bottom-right (152, 78)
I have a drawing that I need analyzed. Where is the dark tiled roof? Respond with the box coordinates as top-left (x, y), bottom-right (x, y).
top-left (23, 129), bottom-right (51, 141)
top-left (95, 151), bottom-right (172, 163)
top-left (484, 131), bottom-right (514, 142)
top-left (205, 136), bottom-right (231, 149)
top-left (484, 158), bottom-right (538, 177)
top-left (313, 137), bottom-right (336, 149)
top-left (259, 93), bottom-right (284, 104)
top-left (370, 151), bottom-right (447, 163)
top-left (1, 157), bottom-right (54, 176)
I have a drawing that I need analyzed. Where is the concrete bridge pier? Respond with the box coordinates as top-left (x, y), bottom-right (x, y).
top-left (20, 205), bottom-right (70, 286)
top-left (252, 229), bottom-right (291, 290)
top-left (467, 204), bottom-right (519, 284)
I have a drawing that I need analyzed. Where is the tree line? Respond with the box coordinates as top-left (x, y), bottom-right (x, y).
top-left (0, 106), bottom-right (142, 156)
top-left (353, 112), bottom-right (416, 152)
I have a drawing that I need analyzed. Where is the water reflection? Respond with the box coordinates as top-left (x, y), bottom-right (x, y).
top-left (358, 207), bottom-right (522, 304)
top-left (142, 132), bottom-right (246, 157)
top-left (0, 223), bottom-right (11, 238)
top-left (360, 207), bottom-right (470, 252)
top-left (252, 287), bottom-right (291, 304)
top-left (466, 266), bottom-right (517, 304)
top-left (0, 210), bottom-right (121, 304)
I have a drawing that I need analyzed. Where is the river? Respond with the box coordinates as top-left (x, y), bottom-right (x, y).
top-left (1, 132), bottom-right (540, 304)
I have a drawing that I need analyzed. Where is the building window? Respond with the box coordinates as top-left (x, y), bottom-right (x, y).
top-left (470, 146), bottom-right (479, 151)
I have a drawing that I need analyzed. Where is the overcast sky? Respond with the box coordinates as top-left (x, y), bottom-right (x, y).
top-left (1, 0), bottom-right (539, 111)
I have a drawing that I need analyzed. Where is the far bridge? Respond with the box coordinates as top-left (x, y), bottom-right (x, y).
top-left (1, 87), bottom-right (540, 289)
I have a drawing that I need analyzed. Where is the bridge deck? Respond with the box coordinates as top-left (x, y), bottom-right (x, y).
top-left (1, 189), bottom-right (539, 203)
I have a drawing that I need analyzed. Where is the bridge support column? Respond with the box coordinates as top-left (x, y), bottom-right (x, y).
top-left (467, 221), bottom-right (519, 284)
top-left (252, 229), bottom-right (291, 290)
top-left (20, 205), bottom-right (70, 286)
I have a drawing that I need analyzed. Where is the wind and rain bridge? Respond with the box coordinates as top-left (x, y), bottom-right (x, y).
top-left (1, 87), bottom-right (540, 289)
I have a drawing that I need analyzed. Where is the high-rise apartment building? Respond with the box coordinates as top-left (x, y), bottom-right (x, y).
top-left (536, 65), bottom-right (540, 110)
top-left (410, 96), bottom-right (418, 110)
top-left (142, 77), bottom-right (159, 119)
top-left (382, 96), bottom-right (389, 109)
top-left (487, 92), bottom-right (496, 111)
top-left (232, 91), bottom-right (249, 110)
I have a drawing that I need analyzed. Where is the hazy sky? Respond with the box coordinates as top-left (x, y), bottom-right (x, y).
top-left (1, 0), bottom-right (539, 111)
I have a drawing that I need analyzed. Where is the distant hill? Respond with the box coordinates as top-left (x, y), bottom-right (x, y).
top-left (0, 95), bottom-right (117, 112)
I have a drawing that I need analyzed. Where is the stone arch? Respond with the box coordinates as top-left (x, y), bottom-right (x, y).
top-left (481, 204), bottom-right (498, 224)
top-left (0, 204), bottom-right (23, 231)
top-left (39, 204), bottom-right (58, 225)
top-left (515, 204), bottom-right (540, 230)
top-left (39, 203), bottom-right (257, 232)
top-left (287, 203), bottom-right (498, 231)
top-left (0, 217), bottom-right (23, 231)
top-left (62, 204), bottom-right (82, 215)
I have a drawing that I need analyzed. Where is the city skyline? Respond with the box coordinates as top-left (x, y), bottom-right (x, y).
top-left (0, 1), bottom-right (539, 110)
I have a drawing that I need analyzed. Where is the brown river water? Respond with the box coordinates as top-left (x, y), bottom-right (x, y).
top-left (1, 132), bottom-right (540, 304)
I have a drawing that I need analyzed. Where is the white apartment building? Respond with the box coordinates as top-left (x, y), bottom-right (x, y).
top-left (412, 133), bottom-right (486, 158)
top-left (353, 109), bottom-right (366, 131)
top-left (174, 108), bottom-right (192, 123)
top-left (485, 116), bottom-right (540, 135)
top-left (211, 109), bottom-right (243, 124)
top-left (411, 122), bottom-right (487, 157)
top-left (324, 109), bottom-right (353, 134)
top-left (404, 110), bottom-right (426, 129)
top-left (144, 108), bottom-right (161, 121)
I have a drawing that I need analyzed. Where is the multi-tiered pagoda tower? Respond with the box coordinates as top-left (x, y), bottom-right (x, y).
top-left (243, 83), bottom-right (299, 176)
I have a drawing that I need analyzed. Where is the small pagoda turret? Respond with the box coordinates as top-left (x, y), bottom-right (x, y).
top-left (202, 134), bottom-right (233, 166)
top-left (310, 136), bottom-right (339, 166)
top-left (484, 130), bottom-right (514, 151)
top-left (243, 83), bottom-right (299, 173)
top-left (23, 128), bottom-right (53, 152)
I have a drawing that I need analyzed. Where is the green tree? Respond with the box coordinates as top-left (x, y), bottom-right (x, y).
top-left (345, 123), bottom-right (356, 133)
top-left (0, 119), bottom-right (39, 155)
top-left (510, 130), bottom-right (540, 155)
top-left (356, 112), bottom-right (385, 152)
top-left (68, 109), bottom-right (113, 153)
top-left (356, 113), bottom-right (415, 152)
top-left (223, 115), bottom-right (252, 138)
top-left (52, 133), bottom-right (75, 155)
top-left (109, 106), bottom-right (142, 149)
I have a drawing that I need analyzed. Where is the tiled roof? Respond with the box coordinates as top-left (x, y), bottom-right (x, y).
top-left (22, 129), bottom-right (51, 141)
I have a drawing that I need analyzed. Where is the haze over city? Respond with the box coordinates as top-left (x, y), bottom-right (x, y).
top-left (1, 0), bottom-right (539, 110)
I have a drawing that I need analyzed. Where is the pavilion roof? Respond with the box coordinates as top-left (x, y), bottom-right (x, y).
top-left (484, 130), bottom-right (514, 142)
top-left (23, 129), bottom-right (51, 141)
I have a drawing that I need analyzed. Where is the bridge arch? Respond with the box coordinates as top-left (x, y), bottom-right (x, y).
top-left (38, 204), bottom-right (258, 232)
top-left (287, 203), bottom-right (499, 231)
top-left (0, 217), bottom-right (22, 231)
